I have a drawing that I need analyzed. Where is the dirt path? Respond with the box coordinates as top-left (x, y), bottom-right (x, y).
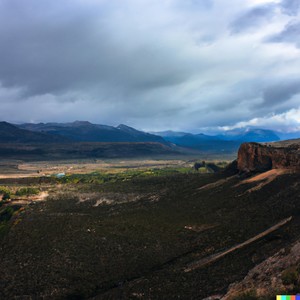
top-left (184, 216), bottom-right (292, 272)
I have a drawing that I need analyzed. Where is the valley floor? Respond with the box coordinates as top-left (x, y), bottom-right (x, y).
top-left (0, 159), bottom-right (299, 299)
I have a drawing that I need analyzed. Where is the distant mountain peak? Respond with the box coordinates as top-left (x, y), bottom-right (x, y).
top-left (71, 121), bottom-right (93, 126)
top-left (117, 124), bottom-right (134, 129)
top-left (116, 124), bottom-right (139, 133)
top-left (0, 121), bottom-right (16, 127)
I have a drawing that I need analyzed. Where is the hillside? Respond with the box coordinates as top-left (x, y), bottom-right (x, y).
top-left (19, 121), bottom-right (167, 144)
top-left (0, 122), bottom-right (67, 143)
top-left (0, 142), bottom-right (179, 160)
top-left (0, 121), bottom-right (181, 158)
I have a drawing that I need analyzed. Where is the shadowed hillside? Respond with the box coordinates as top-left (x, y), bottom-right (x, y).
top-left (0, 142), bottom-right (180, 160)
top-left (0, 122), bottom-right (67, 143)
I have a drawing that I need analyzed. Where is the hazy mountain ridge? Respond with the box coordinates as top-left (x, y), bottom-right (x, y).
top-left (18, 121), bottom-right (167, 144)
top-left (154, 128), bottom-right (281, 142)
top-left (153, 128), bottom-right (284, 152)
top-left (216, 128), bottom-right (280, 142)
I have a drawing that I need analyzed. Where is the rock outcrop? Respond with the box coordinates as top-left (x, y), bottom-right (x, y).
top-left (237, 141), bottom-right (300, 173)
top-left (222, 242), bottom-right (300, 299)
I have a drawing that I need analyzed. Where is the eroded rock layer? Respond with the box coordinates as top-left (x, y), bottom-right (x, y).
top-left (237, 141), bottom-right (300, 172)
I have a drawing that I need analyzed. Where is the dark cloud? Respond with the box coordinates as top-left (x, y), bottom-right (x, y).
top-left (0, 0), bottom-right (195, 97)
top-left (267, 22), bottom-right (300, 48)
top-left (263, 78), bottom-right (300, 105)
top-left (0, 0), bottom-right (299, 132)
top-left (230, 4), bottom-right (275, 34)
top-left (280, 0), bottom-right (300, 16)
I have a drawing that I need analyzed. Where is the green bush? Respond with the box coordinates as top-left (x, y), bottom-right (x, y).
top-left (16, 187), bottom-right (39, 196)
top-left (0, 206), bottom-right (15, 222)
top-left (0, 186), bottom-right (11, 200)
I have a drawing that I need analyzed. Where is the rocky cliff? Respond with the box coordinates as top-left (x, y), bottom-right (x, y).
top-left (237, 140), bottom-right (300, 172)
top-left (223, 242), bottom-right (300, 300)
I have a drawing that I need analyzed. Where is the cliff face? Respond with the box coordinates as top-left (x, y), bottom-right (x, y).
top-left (237, 141), bottom-right (300, 172)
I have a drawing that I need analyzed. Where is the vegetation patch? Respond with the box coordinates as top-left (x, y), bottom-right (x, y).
top-left (15, 187), bottom-right (40, 196)
top-left (0, 186), bottom-right (11, 201)
top-left (56, 167), bottom-right (199, 184)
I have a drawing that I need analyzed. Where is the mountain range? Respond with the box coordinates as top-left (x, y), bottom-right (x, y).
top-left (18, 121), bottom-right (166, 144)
top-left (0, 122), bottom-right (66, 143)
top-left (0, 121), bottom-right (299, 154)
top-left (152, 128), bottom-right (288, 152)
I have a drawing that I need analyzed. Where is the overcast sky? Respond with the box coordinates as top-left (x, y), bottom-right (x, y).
top-left (0, 0), bottom-right (300, 133)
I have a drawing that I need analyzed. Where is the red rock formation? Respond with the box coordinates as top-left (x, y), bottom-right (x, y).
top-left (237, 142), bottom-right (300, 173)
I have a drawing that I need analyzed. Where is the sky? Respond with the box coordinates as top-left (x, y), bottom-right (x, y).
top-left (0, 0), bottom-right (300, 133)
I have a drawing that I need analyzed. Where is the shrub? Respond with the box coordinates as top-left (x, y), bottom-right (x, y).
top-left (16, 187), bottom-right (39, 196)
top-left (0, 186), bottom-right (11, 201)
top-left (0, 206), bottom-right (15, 222)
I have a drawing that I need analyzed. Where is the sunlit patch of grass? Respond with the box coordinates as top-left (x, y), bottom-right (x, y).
top-left (15, 187), bottom-right (40, 196)
top-left (56, 167), bottom-right (199, 185)
top-left (0, 186), bottom-right (11, 200)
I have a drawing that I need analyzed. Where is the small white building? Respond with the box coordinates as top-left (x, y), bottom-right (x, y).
top-left (55, 172), bottom-right (65, 178)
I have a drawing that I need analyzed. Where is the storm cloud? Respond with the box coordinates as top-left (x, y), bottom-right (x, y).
top-left (0, 0), bottom-right (299, 132)
top-left (263, 78), bottom-right (300, 105)
top-left (267, 21), bottom-right (300, 48)
top-left (230, 4), bottom-right (276, 34)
